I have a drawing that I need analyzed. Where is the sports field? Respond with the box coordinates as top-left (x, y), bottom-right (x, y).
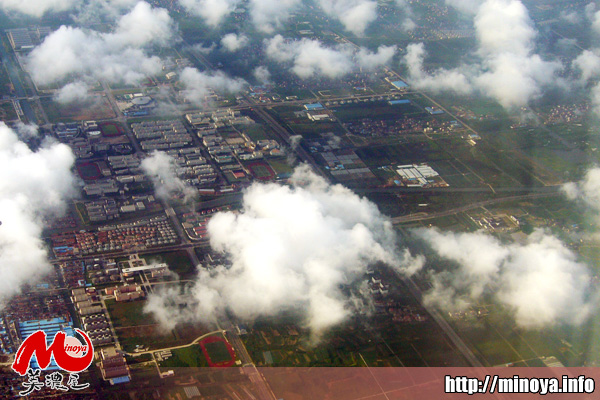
top-left (247, 161), bottom-right (276, 181)
top-left (99, 121), bottom-right (124, 137)
top-left (76, 162), bottom-right (102, 180)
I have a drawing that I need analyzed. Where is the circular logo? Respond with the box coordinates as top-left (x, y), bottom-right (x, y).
top-left (64, 336), bottom-right (87, 357)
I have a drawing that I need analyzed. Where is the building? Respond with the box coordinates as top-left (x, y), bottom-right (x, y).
top-left (100, 347), bottom-right (131, 384)
top-left (307, 110), bottom-right (334, 121)
top-left (395, 164), bottom-right (448, 188)
top-left (388, 99), bottom-right (411, 106)
top-left (18, 318), bottom-right (76, 371)
top-left (114, 285), bottom-right (144, 302)
top-left (7, 29), bottom-right (34, 50)
top-left (121, 263), bottom-right (169, 277)
top-left (304, 103), bottom-right (324, 111)
top-left (425, 106), bottom-right (445, 115)
top-left (389, 79), bottom-right (409, 90)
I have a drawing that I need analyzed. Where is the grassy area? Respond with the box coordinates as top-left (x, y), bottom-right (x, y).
top-left (203, 340), bottom-right (232, 364)
top-left (268, 158), bottom-right (294, 178)
top-left (158, 345), bottom-right (208, 368)
top-left (288, 122), bottom-right (345, 139)
top-left (105, 299), bottom-right (148, 328)
top-left (355, 140), bottom-right (450, 167)
top-left (40, 96), bottom-right (115, 122)
top-left (241, 124), bottom-right (268, 141)
top-left (333, 100), bottom-right (423, 122)
top-left (140, 250), bottom-right (195, 278)
top-left (75, 202), bottom-right (91, 225)
top-left (99, 122), bottom-right (121, 137)
top-left (0, 101), bottom-right (18, 121)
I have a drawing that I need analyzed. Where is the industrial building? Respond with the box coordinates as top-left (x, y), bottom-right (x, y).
top-left (7, 29), bottom-right (34, 50)
top-left (304, 103), bottom-right (324, 111)
top-left (7, 27), bottom-right (50, 50)
top-left (131, 120), bottom-right (192, 151)
top-left (395, 164), bottom-right (448, 188)
top-left (121, 263), bottom-right (169, 278)
top-left (307, 110), bottom-right (334, 121)
top-left (388, 79), bottom-right (409, 90)
top-left (100, 347), bottom-right (131, 385)
top-left (18, 318), bottom-right (76, 371)
top-left (388, 99), bottom-right (411, 106)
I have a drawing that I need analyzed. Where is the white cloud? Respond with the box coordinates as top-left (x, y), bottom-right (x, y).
top-left (14, 121), bottom-right (40, 140)
top-left (573, 50), bottom-right (600, 82)
top-left (395, 0), bottom-right (416, 31)
top-left (0, 123), bottom-right (77, 305)
top-left (357, 45), bottom-right (397, 70)
top-left (178, 0), bottom-right (241, 27)
top-left (403, 0), bottom-right (562, 109)
top-left (404, 43), bottom-right (474, 94)
top-left (445, 0), bottom-right (485, 14)
top-left (192, 42), bottom-right (216, 55)
top-left (560, 10), bottom-right (582, 24)
top-left (221, 33), bottom-right (249, 52)
top-left (472, 0), bottom-right (562, 108)
top-left (265, 35), bottom-right (395, 79)
top-left (111, 1), bottom-right (175, 47)
top-left (54, 81), bottom-right (89, 104)
top-left (26, 2), bottom-right (174, 88)
top-left (319, 0), bottom-right (378, 36)
top-left (71, 0), bottom-right (139, 25)
top-left (253, 66), bottom-right (272, 84)
top-left (248, 0), bottom-right (302, 33)
top-left (180, 0), bottom-right (300, 32)
top-left (563, 167), bottom-right (600, 218)
top-left (416, 228), bottom-right (593, 328)
top-left (0, 0), bottom-right (75, 16)
top-left (572, 50), bottom-right (600, 116)
top-left (178, 67), bottom-right (247, 106)
top-left (145, 165), bottom-right (420, 341)
top-left (592, 9), bottom-right (600, 34)
top-left (141, 151), bottom-right (197, 203)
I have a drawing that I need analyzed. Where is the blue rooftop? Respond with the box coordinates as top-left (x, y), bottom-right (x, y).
top-left (304, 103), bottom-right (324, 111)
top-left (112, 376), bottom-right (131, 384)
top-left (18, 318), bottom-right (75, 371)
top-left (425, 107), bottom-right (445, 115)
top-left (391, 80), bottom-right (409, 89)
top-left (389, 99), bottom-right (411, 105)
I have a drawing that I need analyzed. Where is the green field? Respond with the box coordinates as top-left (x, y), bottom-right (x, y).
top-left (241, 124), bottom-right (269, 141)
top-left (0, 101), bottom-right (17, 121)
top-left (268, 158), bottom-right (294, 177)
top-left (140, 250), bottom-right (195, 278)
top-left (333, 100), bottom-right (423, 122)
top-left (40, 96), bottom-right (115, 122)
top-left (99, 122), bottom-right (120, 136)
top-left (105, 299), bottom-right (147, 328)
top-left (203, 340), bottom-right (232, 364)
top-left (158, 345), bottom-right (209, 368)
top-left (356, 140), bottom-right (450, 167)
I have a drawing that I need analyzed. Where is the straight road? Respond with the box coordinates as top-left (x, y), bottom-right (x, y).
top-left (391, 192), bottom-right (561, 224)
top-left (0, 38), bottom-right (37, 123)
top-left (125, 330), bottom-right (225, 357)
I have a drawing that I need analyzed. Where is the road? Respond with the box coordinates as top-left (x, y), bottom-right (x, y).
top-left (221, 318), bottom-right (277, 400)
top-left (402, 275), bottom-right (483, 367)
top-left (0, 38), bottom-right (37, 123)
top-left (183, 38), bottom-right (330, 183)
top-left (390, 192), bottom-right (561, 224)
top-left (356, 184), bottom-right (562, 195)
top-left (125, 330), bottom-right (225, 357)
top-left (49, 194), bottom-right (242, 263)
top-left (99, 296), bottom-right (122, 351)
